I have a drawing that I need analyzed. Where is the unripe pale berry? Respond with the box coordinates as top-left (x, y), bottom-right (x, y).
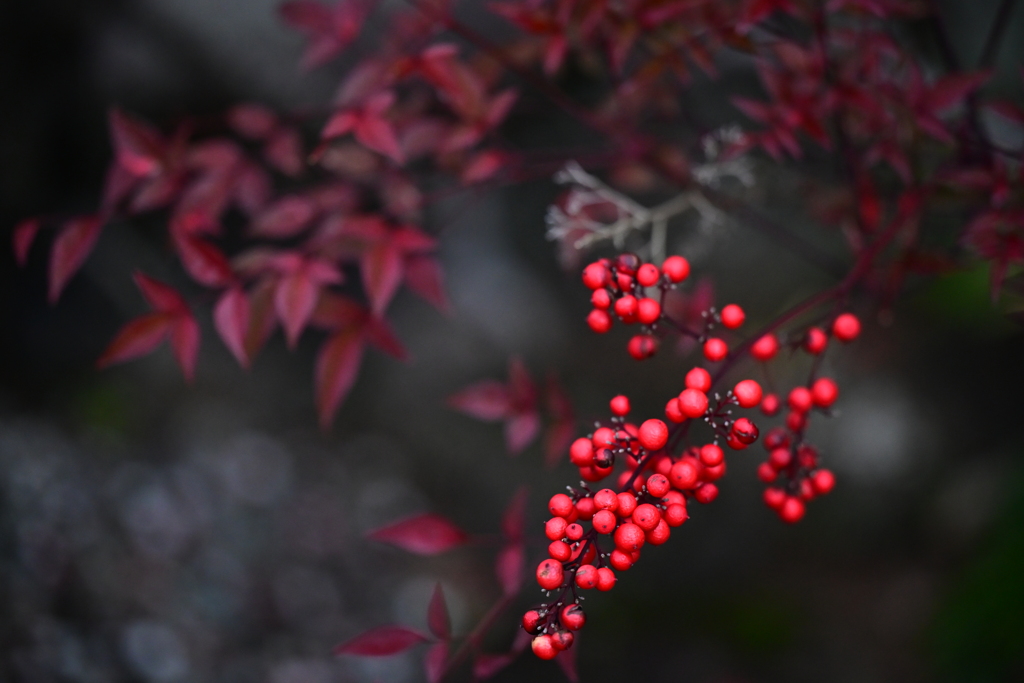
top-left (610, 394), bottom-right (631, 416)
top-left (678, 388), bottom-right (709, 418)
top-left (788, 387), bottom-right (813, 413)
top-left (833, 313), bottom-right (861, 342)
top-left (662, 255), bottom-right (690, 282)
top-left (811, 469), bottom-right (836, 494)
top-left (613, 522), bottom-right (645, 552)
top-left (614, 295), bottom-right (638, 319)
top-left (587, 309), bottom-right (612, 333)
top-left (760, 393), bottom-right (780, 416)
top-left (549, 540), bottom-right (571, 561)
top-left (751, 333), bottom-right (779, 361)
top-left (592, 509), bottom-right (617, 534)
top-left (561, 604), bottom-right (586, 631)
top-left (569, 437), bottom-right (594, 466)
top-left (616, 491), bottom-right (638, 517)
top-left (699, 443), bottom-right (724, 467)
top-left (646, 473), bottom-right (671, 497)
top-left (582, 263), bottom-right (608, 290)
top-left (549, 493), bottom-right (575, 518)
top-left (811, 378), bottom-right (838, 408)
top-left (545, 517), bottom-right (568, 540)
top-left (637, 298), bottom-right (661, 325)
top-left (664, 503), bottom-right (688, 526)
top-left (596, 567), bottom-right (617, 591)
top-left (575, 564), bottom-right (598, 589)
top-left (536, 559), bottom-right (564, 590)
top-left (804, 326), bottom-right (827, 354)
top-left (669, 459), bottom-right (700, 489)
top-left (665, 398), bottom-right (685, 423)
top-left (685, 367), bottom-right (712, 392)
top-left (627, 334), bottom-right (658, 360)
top-left (703, 337), bottom-right (728, 362)
top-left (733, 379), bottom-right (763, 408)
top-left (646, 519), bottom-right (671, 545)
top-left (637, 263), bottom-right (661, 287)
top-left (779, 496), bottom-right (805, 523)
top-left (694, 483), bottom-right (719, 504)
top-left (638, 419), bottom-right (669, 450)
top-left (533, 634), bottom-right (558, 659)
top-left (522, 609), bottom-right (543, 635)
top-left (720, 304), bottom-right (745, 329)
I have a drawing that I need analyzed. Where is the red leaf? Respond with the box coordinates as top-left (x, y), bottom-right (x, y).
top-left (174, 234), bottom-right (234, 287)
top-left (544, 420), bottom-right (576, 469)
top-left (264, 127), bottom-right (304, 176)
top-left (362, 241), bottom-right (404, 315)
top-left (366, 513), bottom-right (469, 555)
top-left (251, 196), bottom-right (318, 239)
top-left (48, 215), bottom-right (103, 303)
top-left (13, 218), bottom-right (41, 267)
top-left (170, 313), bottom-right (200, 382)
top-left (233, 164), bottom-right (272, 215)
top-left (925, 71), bottom-right (991, 112)
top-left (427, 583), bottom-right (451, 640)
top-left (333, 625), bottom-right (429, 657)
top-left (403, 254), bottom-right (451, 314)
top-left (355, 116), bottom-right (405, 164)
top-left (448, 380), bottom-right (512, 421)
top-left (424, 641), bottom-right (448, 683)
top-left (494, 542), bottom-right (524, 596)
top-left (473, 653), bottom-right (516, 680)
top-left (275, 268), bottom-right (320, 348)
top-left (555, 643), bottom-right (579, 682)
top-left (133, 272), bottom-right (188, 314)
top-left (227, 103), bottom-right (278, 139)
top-left (501, 486), bottom-right (528, 540)
top-left (364, 315), bottom-right (407, 360)
top-left (214, 288), bottom-right (250, 368)
top-left (96, 313), bottom-right (173, 369)
top-left (108, 109), bottom-right (164, 177)
top-left (505, 411), bottom-right (540, 454)
top-left (315, 329), bottom-right (365, 428)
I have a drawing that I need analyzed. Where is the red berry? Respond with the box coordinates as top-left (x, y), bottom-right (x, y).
top-left (702, 460), bottom-right (726, 481)
top-left (694, 483), bottom-right (719, 504)
top-left (760, 393), bottom-right (780, 416)
top-left (594, 488), bottom-right (619, 511)
top-left (613, 522), bottom-right (645, 552)
top-left (637, 263), bottom-right (661, 287)
top-left (832, 313), bottom-right (861, 342)
top-left (592, 509), bottom-right (617, 534)
top-left (645, 519), bottom-right (671, 545)
top-left (786, 411), bottom-right (807, 432)
top-left (549, 493), bottom-right (575, 518)
top-left (677, 388), bottom-right (709, 418)
top-left (596, 567), bottom-right (617, 591)
top-left (593, 448), bottom-right (615, 470)
top-left (699, 443), bottom-right (724, 467)
top-left (566, 522), bottom-right (584, 541)
top-left (725, 433), bottom-right (747, 450)
top-left (561, 604), bottom-right (586, 631)
top-left (522, 610), bottom-right (543, 635)
top-left (720, 304), bottom-right (745, 329)
top-left (632, 504), bottom-right (662, 531)
top-left (779, 496), bottom-right (805, 523)
top-left (733, 379), bottom-right (763, 408)
top-left (591, 288), bottom-right (611, 310)
top-left (662, 255), bottom-right (690, 282)
top-left (536, 559), bottom-right (564, 590)
top-left (662, 490), bottom-right (686, 507)
top-left (592, 428), bottom-right (616, 448)
top-left (532, 634), bottom-right (558, 660)
top-left (732, 417), bottom-right (759, 444)
top-left (811, 378), bottom-right (838, 408)
top-left (787, 387), bottom-right (813, 413)
top-left (637, 298), bottom-right (661, 325)
top-left (545, 517), bottom-right (568, 540)
top-left (685, 367), bottom-right (712, 392)
top-left (646, 473), bottom-right (671, 497)
top-left (627, 334), bottom-right (659, 360)
top-left (582, 263), bottom-right (608, 290)
top-left (575, 564), bottom-right (598, 589)
top-left (638, 419), bottom-right (669, 451)
top-left (799, 478), bottom-right (815, 501)
top-left (575, 497), bottom-right (596, 520)
top-left (764, 427), bottom-right (789, 451)
top-left (615, 272), bottom-right (633, 291)
top-left (811, 469), bottom-right (835, 494)
top-left (751, 333), bottom-right (779, 361)
top-left (703, 337), bottom-right (728, 362)
top-left (665, 398), bottom-right (685, 423)
top-left (580, 466), bottom-right (604, 482)
top-left (664, 503), bottom-right (688, 527)
top-left (757, 462), bottom-right (777, 482)
top-left (614, 253), bottom-right (641, 275)
top-left (551, 630), bottom-right (574, 651)
top-left (769, 448), bottom-right (791, 469)
top-left (609, 549), bottom-right (634, 570)
top-left (669, 459), bottom-right (700, 489)
top-left (587, 309), bottom-right (612, 333)
top-left (549, 540), bottom-right (571, 561)
top-left (804, 327), bottom-right (827, 354)
top-left (763, 487), bottom-right (786, 509)
top-left (614, 295), bottom-right (638, 320)
top-left (609, 394), bottom-right (631, 416)
top-left (569, 437), bottom-right (594, 467)
top-left (616, 491), bottom-right (638, 517)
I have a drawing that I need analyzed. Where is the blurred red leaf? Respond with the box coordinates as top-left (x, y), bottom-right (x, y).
top-left (362, 241), bottom-right (404, 315)
top-left (134, 272), bottom-right (187, 314)
top-left (173, 234), bottom-right (234, 287)
top-left (501, 486), bottom-right (528, 540)
top-left (404, 254), bottom-right (451, 314)
top-left (12, 218), bottom-right (41, 267)
top-left (424, 641), bottom-right (448, 683)
top-left (214, 288), bottom-right (250, 368)
top-left (244, 278), bottom-right (279, 362)
top-left (504, 411), bottom-right (540, 454)
top-left (555, 643), bottom-right (579, 682)
top-left (494, 542), bottom-right (524, 596)
top-left (264, 127), bottom-right (304, 176)
top-left (275, 267), bottom-right (320, 348)
top-left (448, 380), bottom-right (512, 421)
top-left (427, 583), bottom-right (451, 640)
top-left (96, 313), bottom-right (173, 369)
top-left (170, 314), bottom-right (201, 382)
top-left (108, 109), bottom-right (164, 177)
top-left (251, 196), bottom-right (318, 239)
top-left (473, 653), bottom-right (516, 680)
top-left (315, 329), bottom-right (365, 427)
top-left (355, 116), bottom-right (404, 164)
top-left (280, 0), bottom-right (368, 70)
top-left (227, 103), bottom-right (278, 139)
top-left (333, 625), bottom-right (429, 656)
top-left (366, 513), bottom-right (469, 555)
top-left (48, 215), bottom-right (103, 303)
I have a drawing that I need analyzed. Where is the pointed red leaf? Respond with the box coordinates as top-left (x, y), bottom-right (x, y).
top-left (494, 542), bottom-right (524, 596)
top-left (363, 315), bottom-right (407, 360)
top-left (501, 487), bottom-right (528, 540)
top-left (424, 641), bottom-right (448, 683)
top-left (173, 234), bottom-right (234, 287)
top-left (473, 653), bottom-right (516, 680)
top-left (275, 268), bottom-right (319, 348)
top-left (315, 329), bottom-right (365, 428)
top-left (13, 218), bottom-right (41, 267)
top-left (333, 625), bottom-right (429, 657)
top-left (264, 127), bottom-right (304, 176)
top-left (251, 195), bottom-right (317, 239)
top-left (96, 313), bottom-right (173, 369)
top-left (448, 380), bottom-right (512, 421)
top-left (170, 313), bottom-right (200, 383)
top-left (214, 287), bottom-right (250, 368)
top-left (133, 272), bottom-right (188, 314)
top-left (366, 513), bottom-right (469, 555)
top-left (227, 103), bottom-right (278, 139)
top-left (427, 583), bottom-right (451, 640)
top-left (403, 254), bottom-right (451, 314)
top-left (505, 411), bottom-right (540, 454)
top-left (355, 116), bottom-right (404, 164)
top-left (108, 109), bottom-right (164, 177)
top-left (544, 420), bottom-right (576, 468)
top-left (49, 215), bottom-right (103, 303)
top-left (362, 241), bottom-right (404, 315)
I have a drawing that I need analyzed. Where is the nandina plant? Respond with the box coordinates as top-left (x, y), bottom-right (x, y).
top-left (11, 0), bottom-right (1022, 679)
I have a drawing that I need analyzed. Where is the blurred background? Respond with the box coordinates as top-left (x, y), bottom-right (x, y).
top-left (2, 1), bottom-right (1024, 682)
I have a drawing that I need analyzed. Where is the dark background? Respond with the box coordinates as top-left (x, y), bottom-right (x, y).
top-left (2, 2), bottom-right (1024, 682)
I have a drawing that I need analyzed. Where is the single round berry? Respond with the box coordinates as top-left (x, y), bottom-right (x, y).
top-left (587, 309), bottom-right (612, 333)
top-left (699, 443), bottom-right (725, 467)
top-left (663, 490), bottom-right (686, 507)
top-left (613, 522), bottom-right (645, 552)
top-left (763, 487), bottom-right (786, 509)
top-left (593, 489), bottom-right (618, 512)
top-left (609, 394), bottom-right (631, 417)
top-left (732, 417), bottom-right (759, 444)
top-left (536, 559), bottom-right (564, 590)
top-left (632, 504), bottom-right (661, 531)
top-left (703, 337), bottom-right (729, 362)
top-left (615, 272), bottom-right (633, 291)
top-left (769, 447), bottom-right (791, 469)
top-left (596, 567), bottom-right (617, 591)
top-left (627, 334), bottom-right (658, 360)
top-left (569, 437), bottom-right (594, 467)
top-left (579, 466), bottom-right (602, 482)
top-left (522, 610), bottom-right (543, 635)
top-left (591, 288), bottom-right (611, 310)
top-left (638, 419), bottom-right (669, 451)
top-left (532, 634), bottom-right (558, 660)
top-left (725, 432), bottom-right (747, 451)
top-left (702, 460), bottom-right (726, 481)
top-left (592, 428), bottom-right (616, 448)
top-left (694, 483), bottom-right (719, 504)
top-left (575, 497), bottom-right (596, 520)
top-left (678, 388), bottom-right (709, 418)
top-left (751, 333), bottom-right (780, 361)
top-left (763, 427), bottom-right (789, 451)
top-left (811, 469), bottom-right (836, 494)
top-left (646, 519), bottom-right (671, 545)
top-left (779, 496), bottom-right (806, 523)
top-left (733, 379), bottom-right (763, 408)
top-left (799, 478), bottom-right (815, 501)
top-left (811, 378), bottom-right (838, 408)
top-left (636, 263), bottom-right (661, 287)
top-left (646, 473), bottom-right (671, 498)
top-left (616, 491), bottom-right (638, 517)
top-left (760, 393), bottom-right (780, 416)
top-left (572, 542), bottom-right (597, 565)
top-left (787, 387), bottom-right (813, 413)
top-left (685, 367), bottom-right (712, 392)
top-left (757, 461), bottom-right (777, 483)
top-left (575, 564), bottom-right (598, 589)
top-left (669, 459), bottom-right (700, 489)
top-left (665, 398), bottom-right (685, 423)
top-left (720, 304), bottom-right (745, 329)
top-left (549, 493), bottom-right (575, 518)
top-left (833, 313), bottom-right (861, 342)
top-left (637, 298), bottom-right (661, 325)
top-left (614, 253), bottom-right (641, 275)
top-left (662, 255), bottom-right (690, 282)
top-left (582, 263), bottom-right (608, 290)
top-left (786, 410), bottom-right (807, 432)
top-left (592, 509), bottom-right (617, 534)
top-left (593, 448), bottom-right (615, 470)
top-left (549, 540), bottom-right (571, 561)
top-left (565, 522), bottom-right (584, 541)
top-left (609, 549), bottom-right (634, 570)
top-left (614, 295), bottom-right (638, 320)
top-left (561, 604), bottom-right (586, 631)
top-left (551, 630), bottom-right (574, 651)
top-left (545, 517), bottom-right (568, 541)
top-left (804, 327), bottom-right (827, 354)
top-left (664, 503), bottom-right (688, 527)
